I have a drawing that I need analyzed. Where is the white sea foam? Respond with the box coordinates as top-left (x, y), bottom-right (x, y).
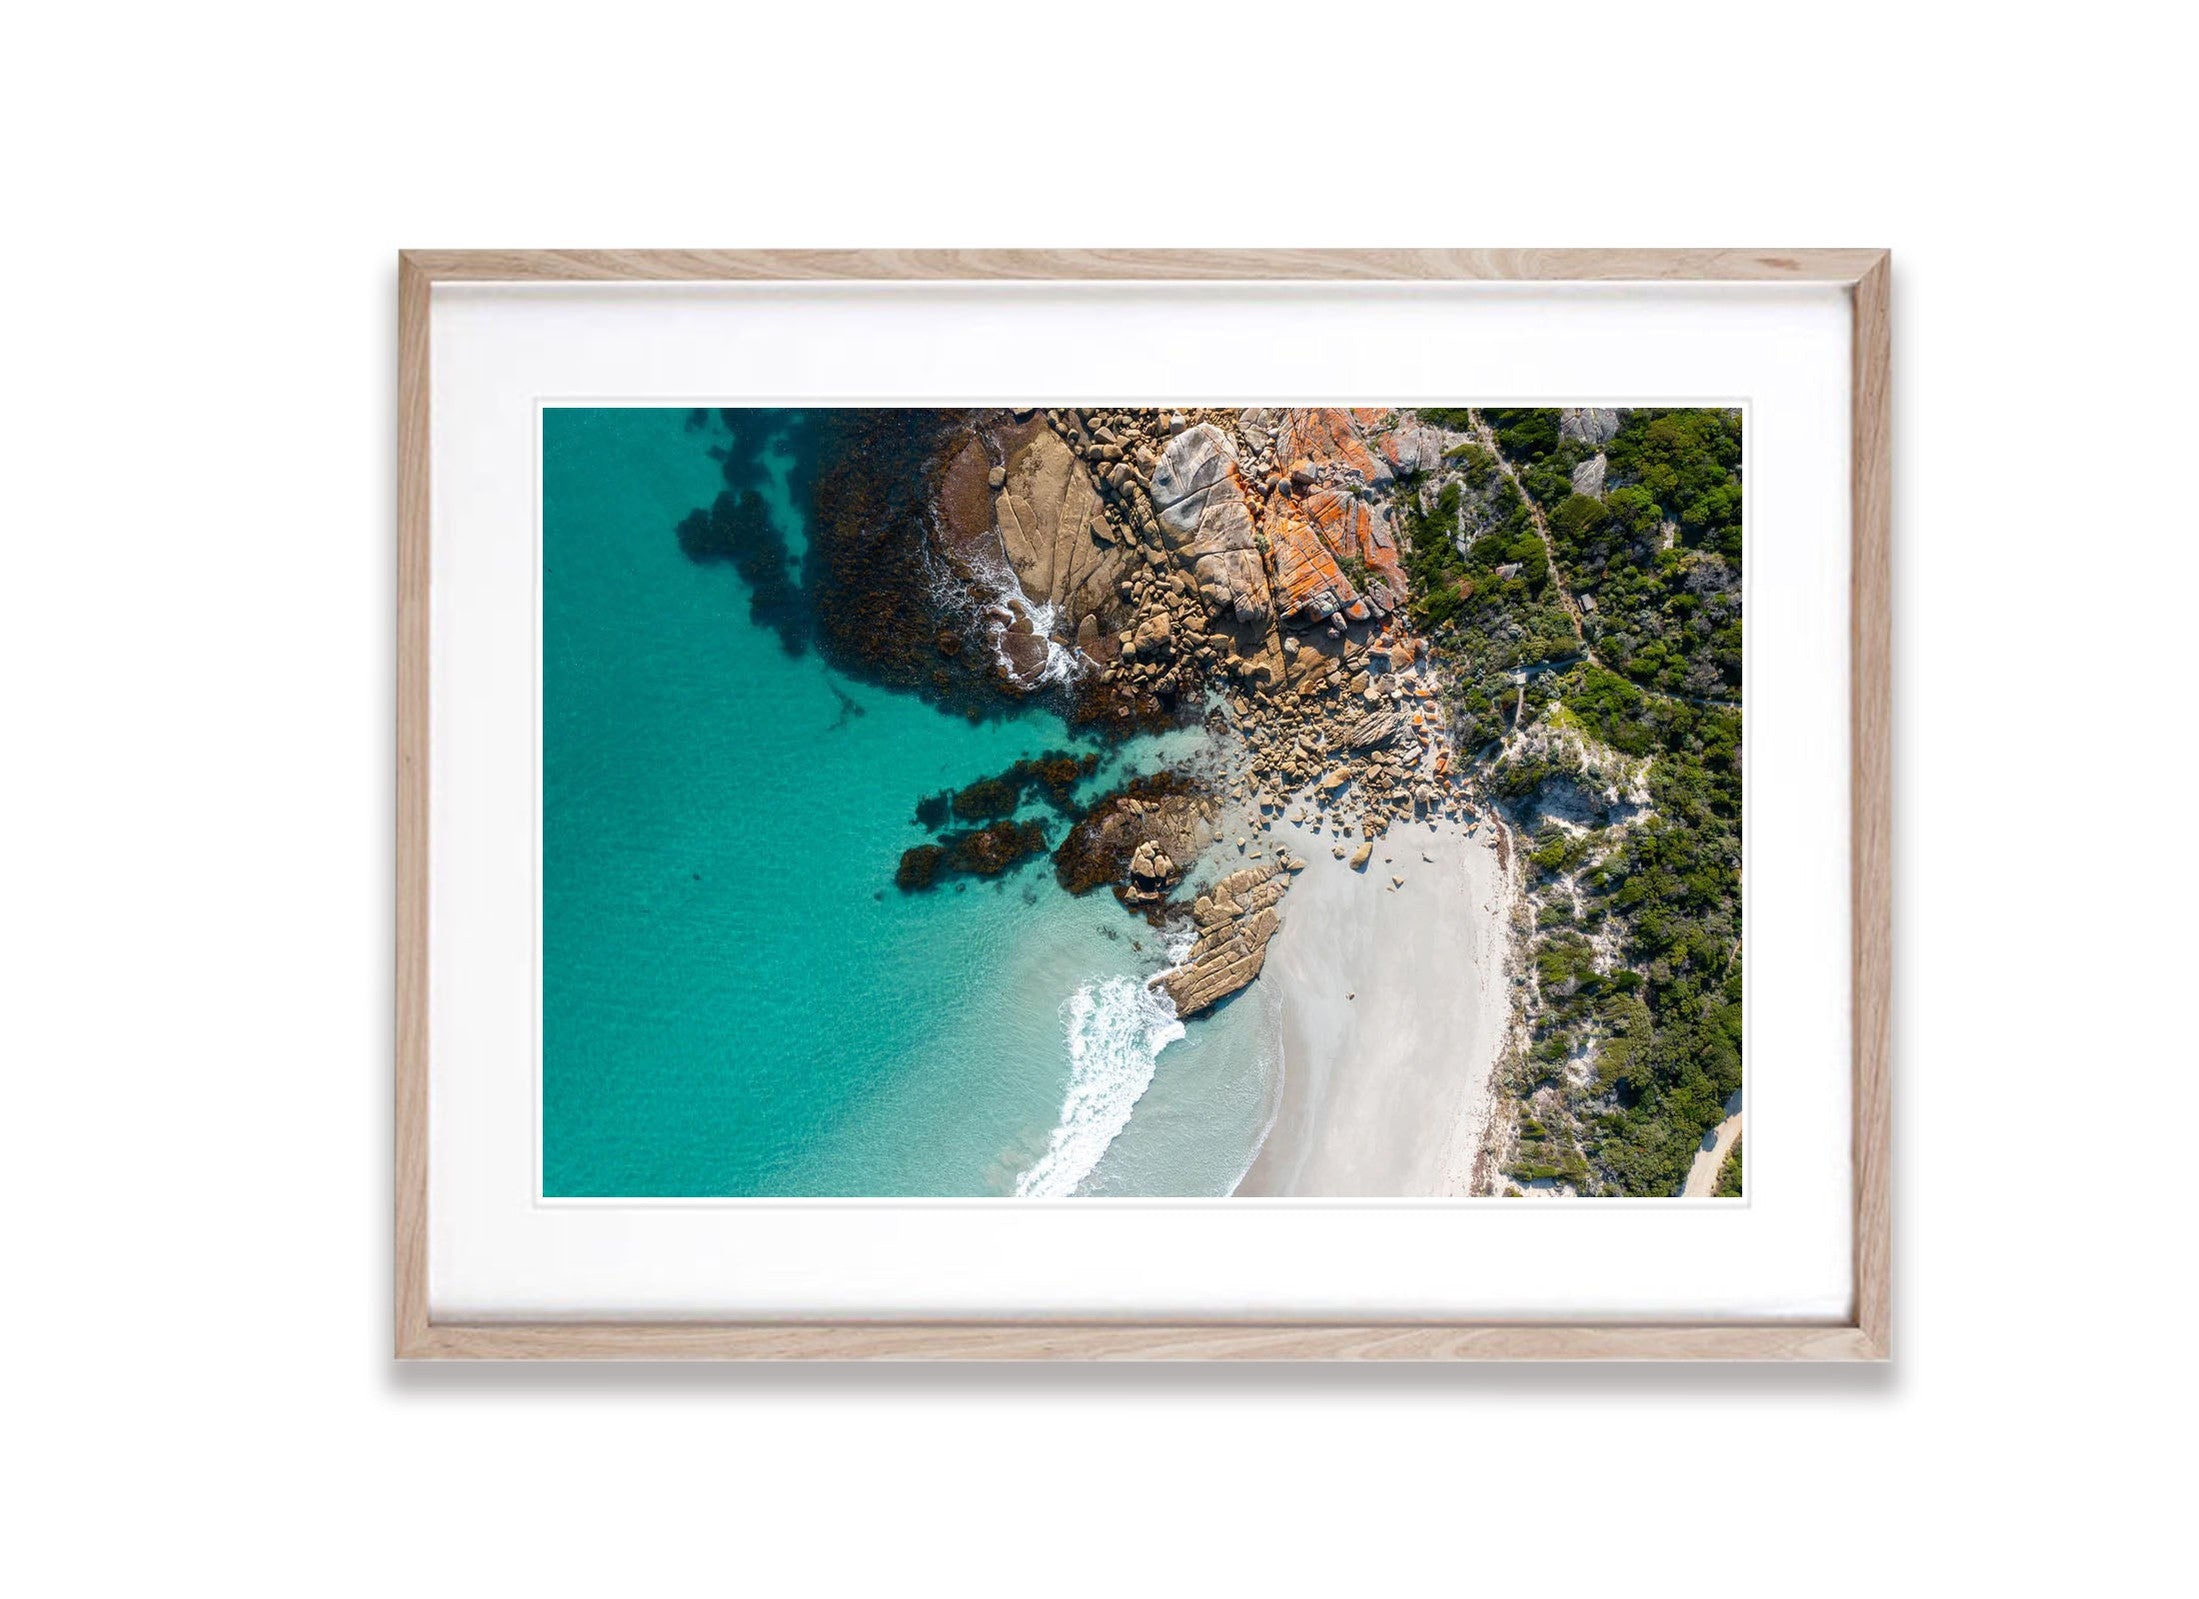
top-left (958, 546), bottom-right (1087, 690)
top-left (917, 542), bottom-right (970, 621)
top-left (1019, 595), bottom-right (1083, 687)
top-left (1015, 977), bottom-right (1185, 1197)
top-left (918, 531), bottom-right (1088, 691)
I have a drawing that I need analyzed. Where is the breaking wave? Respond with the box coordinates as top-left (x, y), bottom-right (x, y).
top-left (1008, 591), bottom-right (1084, 688)
top-left (936, 542), bottom-right (1087, 691)
top-left (1015, 977), bottom-right (1185, 1197)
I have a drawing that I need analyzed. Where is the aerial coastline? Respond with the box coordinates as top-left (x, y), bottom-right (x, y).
top-left (545, 402), bottom-right (1745, 1199)
top-left (931, 404), bottom-right (1516, 1196)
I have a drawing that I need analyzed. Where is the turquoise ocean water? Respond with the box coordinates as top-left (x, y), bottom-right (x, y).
top-left (543, 408), bottom-right (1278, 1196)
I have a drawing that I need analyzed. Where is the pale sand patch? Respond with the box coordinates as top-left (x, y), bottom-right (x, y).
top-left (1235, 811), bottom-right (1514, 1197)
top-left (1682, 1091), bottom-right (1745, 1198)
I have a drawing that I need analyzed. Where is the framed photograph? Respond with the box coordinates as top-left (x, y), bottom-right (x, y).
top-left (397, 249), bottom-right (1889, 1359)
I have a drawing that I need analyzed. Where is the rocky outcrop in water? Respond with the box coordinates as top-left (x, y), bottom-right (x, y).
top-left (942, 750), bottom-right (1101, 822)
top-left (693, 405), bottom-right (1483, 941)
top-left (685, 406), bottom-right (1457, 735)
top-left (992, 419), bottom-right (1119, 622)
top-left (1156, 861), bottom-right (1288, 1017)
top-left (1123, 839), bottom-right (1179, 908)
top-left (1053, 770), bottom-right (1219, 903)
top-left (804, 409), bottom-right (1006, 710)
top-left (895, 818), bottom-right (1051, 892)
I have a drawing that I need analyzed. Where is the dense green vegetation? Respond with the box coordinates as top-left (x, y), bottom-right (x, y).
top-left (1394, 406), bottom-right (1745, 1197)
top-left (1503, 657), bottom-right (1742, 1195)
top-left (1475, 407), bottom-right (1597, 507)
top-left (1480, 408), bottom-right (1561, 463)
top-left (1539, 409), bottom-right (1744, 700)
top-left (1604, 409), bottom-right (1743, 563)
top-left (1444, 441), bottom-right (1496, 487)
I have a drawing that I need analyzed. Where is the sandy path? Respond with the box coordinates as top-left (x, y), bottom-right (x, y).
top-left (1235, 812), bottom-right (1511, 1196)
top-left (1682, 1093), bottom-right (1745, 1197)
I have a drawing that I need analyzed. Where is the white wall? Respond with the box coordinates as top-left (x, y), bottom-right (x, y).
top-left (6, 2), bottom-right (2187, 1593)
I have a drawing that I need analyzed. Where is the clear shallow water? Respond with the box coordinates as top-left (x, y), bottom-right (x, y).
top-left (543, 407), bottom-right (1276, 1196)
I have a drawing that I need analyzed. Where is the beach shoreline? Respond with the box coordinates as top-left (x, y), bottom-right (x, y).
top-left (1234, 810), bottom-right (1514, 1197)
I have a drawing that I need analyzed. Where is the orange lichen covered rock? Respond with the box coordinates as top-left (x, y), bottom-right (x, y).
top-left (1302, 486), bottom-right (1405, 591)
top-left (1263, 494), bottom-right (1356, 622)
top-left (1302, 486), bottom-right (1383, 558)
top-left (1274, 408), bottom-right (1391, 486)
top-left (1257, 408), bottom-right (1408, 616)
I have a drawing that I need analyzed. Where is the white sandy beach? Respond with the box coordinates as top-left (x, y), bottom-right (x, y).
top-left (1235, 810), bottom-right (1514, 1197)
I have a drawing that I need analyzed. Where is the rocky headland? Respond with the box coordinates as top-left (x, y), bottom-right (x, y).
top-left (908, 405), bottom-right (1495, 1016)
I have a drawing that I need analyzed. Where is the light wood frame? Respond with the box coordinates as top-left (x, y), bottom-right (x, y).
top-left (397, 249), bottom-right (1891, 1360)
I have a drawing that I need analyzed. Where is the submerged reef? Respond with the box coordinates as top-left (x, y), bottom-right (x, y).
top-left (894, 819), bottom-right (1051, 892)
top-left (946, 750), bottom-right (1101, 823)
top-left (898, 751), bottom-right (1103, 892)
top-left (676, 488), bottom-right (808, 654)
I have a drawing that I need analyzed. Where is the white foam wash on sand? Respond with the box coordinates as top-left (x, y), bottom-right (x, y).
top-left (1015, 977), bottom-right (1186, 1197)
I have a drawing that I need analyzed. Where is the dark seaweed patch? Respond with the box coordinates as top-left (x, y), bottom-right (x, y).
top-left (894, 819), bottom-right (1050, 893)
top-left (676, 488), bottom-right (809, 656)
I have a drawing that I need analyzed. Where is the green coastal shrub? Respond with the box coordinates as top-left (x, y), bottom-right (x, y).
top-left (1397, 406), bottom-right (1745, 1197)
